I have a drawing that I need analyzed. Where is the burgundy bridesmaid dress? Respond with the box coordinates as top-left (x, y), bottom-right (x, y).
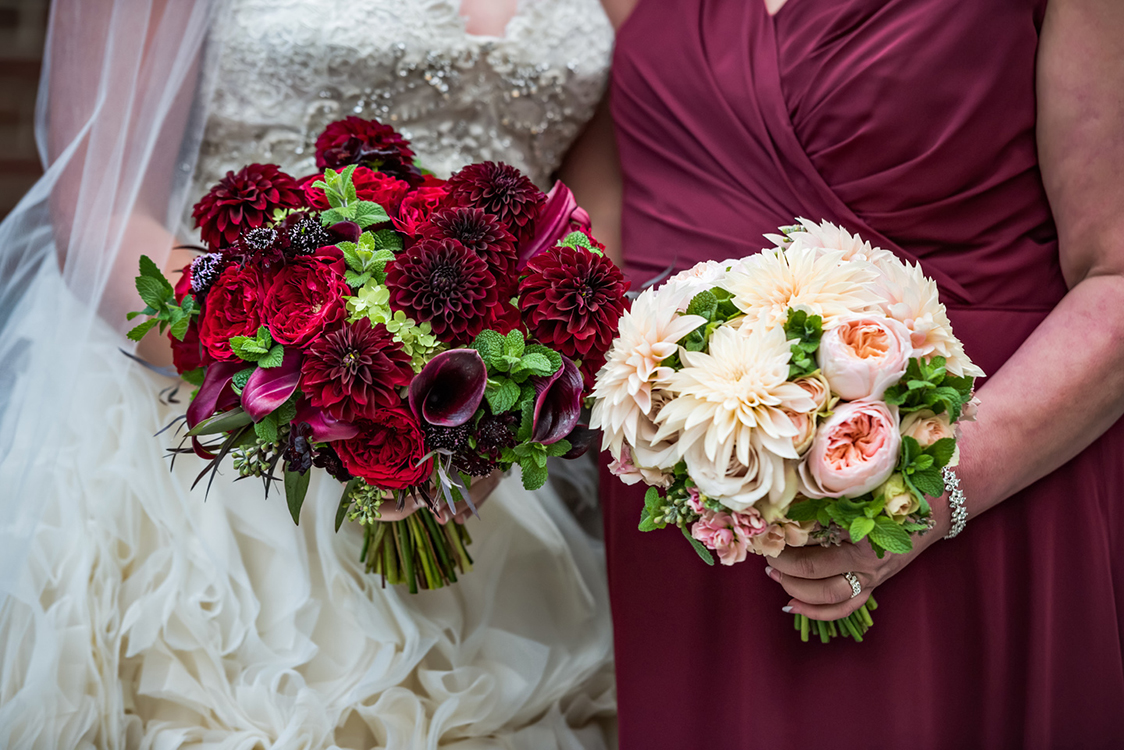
top-left (603, 0), bottom-right (1124, 747)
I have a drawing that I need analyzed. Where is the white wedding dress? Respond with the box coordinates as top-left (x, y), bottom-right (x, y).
top-left (0, 1), bottom-right (615, 748)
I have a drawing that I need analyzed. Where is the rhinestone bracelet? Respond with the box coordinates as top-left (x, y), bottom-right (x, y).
top-left (942, 466), bottom-right (969, 540)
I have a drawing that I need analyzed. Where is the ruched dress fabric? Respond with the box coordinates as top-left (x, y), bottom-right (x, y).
top-left (604, 0), bottom-right (1124, 747)
top-left (0, 1), bottom-right (617, 748)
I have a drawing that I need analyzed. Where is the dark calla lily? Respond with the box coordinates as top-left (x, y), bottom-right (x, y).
top-left (531, 356), bottom-right (583, 445)
top-left (293, 401), bottom-right (360, 441)
top-left (518, 181), bottom-right (591, 270)
top-left (408, 349), bottom-right (487, 427)
top-left (329, 220), bottom-right (361, 243)
top-left (241, 348), bottom-right (303, 422)
top-left (560, 423), bottom-right (598, 459)
top-left (186, 361), bottom-right (245, 429)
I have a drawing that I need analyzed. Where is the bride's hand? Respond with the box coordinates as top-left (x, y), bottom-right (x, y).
top-left (764, 494), bottom-right (952, 621)
top-left (374, 469), bottom-right (504, 523)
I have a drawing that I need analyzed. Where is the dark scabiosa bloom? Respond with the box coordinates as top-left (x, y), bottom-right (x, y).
top-left (236, 226), bottom-right (287, 266)
top-left (421, 207), bottom-right (518, 280)
top-left (312, 444), bottom-right (352, 482)
top-left (518, 245), bottom-right (629, 367)
top-left (384, 237), bottom-right (500, 345)
top-left (283, 214), bottom-right (333, 256)
top-left (443, 162), bottom-right (545, 243)
top-left (474, 411), bottom-right (517, 457)
top-left (191, 164), bottom-right (304, 249)
top-left (284, 422), bottom-right (314, 474)
top-left (189, 252), bottom-right (228, 299)
top-left (301, 319), bottom-right (415, 422)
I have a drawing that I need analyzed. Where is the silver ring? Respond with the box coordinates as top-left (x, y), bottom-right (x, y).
top-left (842, 571), bottom-right (861, 599)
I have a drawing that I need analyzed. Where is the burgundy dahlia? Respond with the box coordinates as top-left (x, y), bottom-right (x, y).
top-left (314, 116), bottom-right (416, 176)
top-left (443, 162), bottom-right (545, 243)
top-left (191, 164), bottom-right (304, 249)
top-left (421, 207), bottom-right (518, 280)
top-left (301, 318), bottom-right (415, 423)
top-left (384, 237), bottom-right (500, 345)
top-left (519, 245), bottom-right (629, 364)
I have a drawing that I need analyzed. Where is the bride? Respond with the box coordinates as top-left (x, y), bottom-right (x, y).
top-left (0, 0), bottom-right (619, 747)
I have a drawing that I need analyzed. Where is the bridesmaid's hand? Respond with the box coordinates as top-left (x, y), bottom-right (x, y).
top-left (374, 470), bottom-right (503, 523)
top-left (764, 494), bottom-right (951, 621)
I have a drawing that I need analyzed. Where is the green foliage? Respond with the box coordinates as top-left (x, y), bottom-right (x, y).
top-left (682, 524), bottom-right (715, 566)
top-left (502, 439), bottom-right (571, 490)
top-left (126, 255), bottom-right (200, 342)
top-left (484, 378), bottom-right (521, 414)
top-left (230, 367), bottom-right (256, 395)
top-left (784, 308), bottom-right (823, 380)
top-left (638, 486), bottom-right (665, 532)
top-left (229, 326), bottom-right (285, 367)
top-left (284, 467), bottom-right (311, 525)
top-left (180, 367), bottom-right (206, 387)
top-left (786, 490), bottom-right (916, 557)
top-left (315, 166), bottom-right (392, 229)
top-left (471, 331), bottom-right (563, 404)
top-left (898, 435), bottom-right (958, 513)
top-left (339, 230), bottom-right (398, 287)
top-left (883, 357), bottom-right (975, 422)
top-left (868, 516), bottom-right (912, 555)
top-left (253, 393), bottom-right (299, 442)
top-left (558, 230), bottom-right (601, 255)
top-left (673, 287), bottom-right (745, 356)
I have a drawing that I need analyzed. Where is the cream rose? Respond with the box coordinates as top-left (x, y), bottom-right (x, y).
top-left (747, 520), bottom-right (815, 558)
top-left (684, 436), bottom-right (788, 513)
top-left (900, 409), bottom-right (954, 447)
top-left (876, 474), bottom-right (919, 521)
top-left (817, 315), bottom-right (912, 401)
top-left (800, 400), bottom-right (901, 498)
top-left (794, 372), bottom-right (833, 414)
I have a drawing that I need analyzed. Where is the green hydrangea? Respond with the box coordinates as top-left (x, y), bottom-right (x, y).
top-left (346, 282), bottom-right (444, 371)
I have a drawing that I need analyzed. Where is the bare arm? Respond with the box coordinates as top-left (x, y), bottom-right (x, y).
top-left (767, 0), bottom-right (1124, 619)
top-left (557, 95), bottom-right (623, 265)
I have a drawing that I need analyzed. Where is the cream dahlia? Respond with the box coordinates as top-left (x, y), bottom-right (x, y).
top-left (590, 289), bottom-right (706, 457)
top-left (784, 218), bottom-right (897, 266)
top-left (725, 245), bottom-right (880, 331)
top-left (653, 324), bottom-right (817, 469)
top-left (869, 255), bottom-right (984, 378)
top-left (657, 258), bottom-right (742, 311)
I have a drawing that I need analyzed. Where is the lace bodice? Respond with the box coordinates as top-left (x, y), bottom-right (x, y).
top-left (190, 0), bottom-right (613, 216)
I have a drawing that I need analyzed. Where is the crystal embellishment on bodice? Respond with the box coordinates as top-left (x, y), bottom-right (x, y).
top-left (190, 0), bottom-right (613, 212)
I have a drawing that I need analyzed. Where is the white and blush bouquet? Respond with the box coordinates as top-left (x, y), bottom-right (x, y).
top-left (591, 219), bottom-right (983, 642)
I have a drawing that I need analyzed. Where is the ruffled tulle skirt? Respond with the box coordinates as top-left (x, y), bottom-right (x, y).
top-left (0, 266), bottom-right (615, 749)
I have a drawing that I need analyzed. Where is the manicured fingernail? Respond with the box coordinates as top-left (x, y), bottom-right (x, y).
top-left (765, 566), bottom-right (779, 582)
top-left (781, 606), bottom-right (794, 614)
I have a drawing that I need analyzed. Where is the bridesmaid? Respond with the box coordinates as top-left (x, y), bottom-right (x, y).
top-left (592, 0), bottom-right (1124, 746)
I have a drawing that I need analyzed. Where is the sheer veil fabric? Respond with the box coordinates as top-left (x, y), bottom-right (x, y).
top-left (0, 1), bottom-right (616, 747)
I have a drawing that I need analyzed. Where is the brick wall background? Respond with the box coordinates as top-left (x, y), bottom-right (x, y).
top-left (0, 0), bottom-right (48, 219)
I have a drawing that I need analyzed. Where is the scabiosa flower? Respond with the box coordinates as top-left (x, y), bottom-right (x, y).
top-left (301, 318), bottom-right (415, 422)
top-left (236, 225), bottom-right (287, 266)
top-left (421, 207), bottom-right (517, 279)
top-left (315, 116), bottom-right (416, 172)
top-left (474, 411), bottom-right (517, 456)
top-left (312, 444), bottom-right (352, 482)
top-left (443, 161), bottom-right (545, 243)
top-left (519, 244), bottom-right (629, 365)
top-left (191, 164), bottom-right (304, 249)
top-left (283, 214), bottom-right (333, 256)
top-left (384, 237), bottom-right (499, 345)
top-left (189, 252), bottom-right (228, 298)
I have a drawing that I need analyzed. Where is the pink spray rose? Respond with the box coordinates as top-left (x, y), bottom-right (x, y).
top-left (747, 520), bottom-right (814, 558)
top-left (691, 507), bottom-right (768, 566)
top-left (800, 400), bottom-right (901, 498)
top-left (817, 315), bottom-right (913, 401)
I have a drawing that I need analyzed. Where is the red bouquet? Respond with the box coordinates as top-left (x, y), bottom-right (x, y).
top-left (128, 116), bottom-right (628, 592)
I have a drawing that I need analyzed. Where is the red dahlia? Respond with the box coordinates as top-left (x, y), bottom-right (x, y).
top-left (385, 237), bottom-right (500, 345)
top-left (421, 207), bottom-right (518, 280)
top-left (519, 245), bottom-right (629, 364)
top-left (301, 318), bottom-right (414, 423)
top-left (443, 162), bottom-right (545, 243)
top-left (191, 164), bottom-right (304, 250)
top-left (315, 116), bottom-right (416, 172)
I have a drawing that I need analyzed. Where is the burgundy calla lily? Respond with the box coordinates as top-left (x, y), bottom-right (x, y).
top-left (186, 361), bottom-right (245, 429)
top-left (241, 348), bottom-right (304, 422)
top-left (408, 349), bottom-right (487, 427)
top-left (329, 220), bottom-right (361, 243)
top-left (531, 356), bottom-right (583, 445)
top-left (517, 181), bottom-right (591, 269)
top-left (293, 401), bottom-right (360, 442)
top-left (560, 423), bottom-right (597, 459)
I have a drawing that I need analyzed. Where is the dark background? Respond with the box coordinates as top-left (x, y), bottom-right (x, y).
top-left (0, 0), bottom-right (48, 219)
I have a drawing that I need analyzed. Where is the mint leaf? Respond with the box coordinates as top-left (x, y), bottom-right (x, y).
top-left (910, 467), bottom-right (944, 497)
top-left (849, 516), bottom-right (875, 543)
top-left (353, 201), bottom-right (390, 229)
top-left (485, 377), bottom-right (521, 414)
top-left (258, 344), bottom-right (285, 369)
top-left (345, 270), bottom-right (373, 288)
top-left (472, 329), bottom-right (505, 369)
top-left (169, 315), bottom-right (192, 342)
top-left (231, 367), bottom-right (255, 394)
top-left (518, 352), bottom-right (556, 377)
top-left (503, 329), bottom-right (525, 359)
top-left (545, 439), bottom-right (572, 458)
top-left (136, 275), bottom-right (172, 310)
top-left (925, 438), bottom-right (957, 469)
top-left (370, 228), bottom-right (404, 252)
top-left (638, 508), bottom-right (660, 532)
top-left (685, 289), bottom-right (719, 320)
top-left (254, 415), bottom-right (279, 443)
top-left (784, 308), bottom-right (823, 380)
top-left (520, 458), bottom-right (548, 491)
top-left (868, 516), bottom-right (913, 554)
top-left (523, 344), bottom-right (562, 375)
top-left (127, 318), bottom-right (160, 342)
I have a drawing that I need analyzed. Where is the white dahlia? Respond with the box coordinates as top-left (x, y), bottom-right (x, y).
top-left (869, 255), bottom-right (985, 378)
top-left (653, 324), bottom-right (817, 470)
top-left (725, 245), bottom-right (880, 331)
top-left (590, 289), bottom-right (707, 456)
top-left (785, 218), bottom-right (897, 266)
top-left (657, 258), bottom-right (742, 311)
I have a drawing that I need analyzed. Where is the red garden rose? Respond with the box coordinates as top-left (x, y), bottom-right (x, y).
top-left (301, 318), bottom-right (415, 422)
top-left (167, 262), bottom-right (213, 373)
top-left (335, 407), bottom-right (433, 490)
top-left (392, 183), bottom-right (449, 237)
top-left (262, 246), bottom-right (350, 347)
top-left (303, 166), bottom-right (410, 212)
top-left (191, 164), bottom-right (304, 250)
top-left (518, 244), bottom-right (629, 364)
top-left (198, 264), bottom-right (267, 361)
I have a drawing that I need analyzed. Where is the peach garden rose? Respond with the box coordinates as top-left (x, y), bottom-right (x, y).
top-left (800, 400), bottom-right (901, 498)
top-left (816, 314), bottom-right (913, 401)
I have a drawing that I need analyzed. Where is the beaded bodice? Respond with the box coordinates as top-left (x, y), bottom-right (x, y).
top-left (190, 0), bottom-right (613, 208)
